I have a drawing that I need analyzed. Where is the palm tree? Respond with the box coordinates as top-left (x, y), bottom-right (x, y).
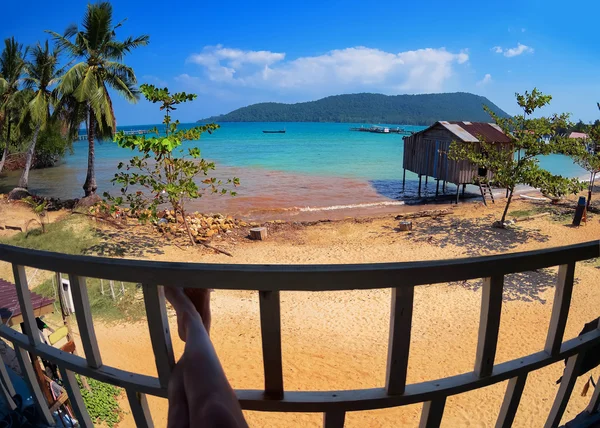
top-left (0, 37), bottom-right (27, 174)
top-left (16, 41), bottom-right (62, 189)
top-left (48, 2), bottom-right (149, 198)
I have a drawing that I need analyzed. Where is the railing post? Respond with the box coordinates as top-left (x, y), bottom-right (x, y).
top-left (545, 263), bottom-right (576, 356)
top-left (127, 388), bottom-right (154, 428)
top-left (259, 290), bottom-right (284, 399)
top-left (15, 346), bottom-right (54, 425)
top-left (496, 374), bottom-right (527, 427)
top-left (545, 352), bottom-right (585, 428)
top-left (386, 286), bottom-right (414, 395)
top-left (142, 284), bottom-right (175, 389)
top-left (68, 275), bottom-right (103, 368)
top-left (475, 275), bottom-right (504, 377)
top-left (420, 397), bottom-right (447, 428)
top-left (323, 410), bottom-right (346, 428)
top-left (12, 265), bottom-right (41, 346)
top-left (586, 376), bottom-right (600, 414)
top-left (60, 368), bottom-right (94, 427)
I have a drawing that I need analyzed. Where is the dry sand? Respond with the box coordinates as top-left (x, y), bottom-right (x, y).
top-left (86, 199), bottom-right (599, 427)
top-left (1, 196), bottom-right (600, 427)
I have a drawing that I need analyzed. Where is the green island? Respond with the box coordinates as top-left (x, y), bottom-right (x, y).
top-left (199, 92), bottom-right (510, 124)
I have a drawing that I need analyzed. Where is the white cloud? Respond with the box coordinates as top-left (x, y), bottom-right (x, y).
top-left (493, 43), bottom-right (534, 57)
top-left (476, 73), bottom-right (492, 87)
top-left (187, 45), bottom-right (285, 82)
top-left (184, 45), bottom-right (469, 95)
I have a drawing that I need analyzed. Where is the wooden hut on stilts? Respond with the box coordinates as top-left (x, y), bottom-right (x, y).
top-left (402, 121), bottom-right (512, 204)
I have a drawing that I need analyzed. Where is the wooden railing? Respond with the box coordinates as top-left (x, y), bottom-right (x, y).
top-left (0, 241), bottom-right (599, 427)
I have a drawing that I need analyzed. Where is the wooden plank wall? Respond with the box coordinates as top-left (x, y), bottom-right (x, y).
top-left (402, 124), bottom-right (512, 185)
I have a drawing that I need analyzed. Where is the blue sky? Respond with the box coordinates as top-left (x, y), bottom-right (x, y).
top-left (3, 0), bottom-right (600, 125)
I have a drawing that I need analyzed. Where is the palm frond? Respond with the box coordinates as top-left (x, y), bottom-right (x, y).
top-left (45, 30), bottom-right (82, 57)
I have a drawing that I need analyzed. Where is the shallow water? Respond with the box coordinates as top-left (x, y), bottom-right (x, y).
top-left (0, 122), bottom-right (587, 220)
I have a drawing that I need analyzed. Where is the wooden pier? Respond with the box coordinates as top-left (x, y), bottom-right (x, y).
top-left (350, 126), bottom-right (413, 135)
top-left (76, 129), bottom-right (152, 141)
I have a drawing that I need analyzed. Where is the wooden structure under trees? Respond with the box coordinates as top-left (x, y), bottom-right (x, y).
top-left (402, 121), bottom-right (513, 203)
top-left (0, 242), bottom-right (599, 427)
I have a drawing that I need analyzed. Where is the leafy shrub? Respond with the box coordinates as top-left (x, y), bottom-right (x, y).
top-left (77, 376), bottom-right (121, 427)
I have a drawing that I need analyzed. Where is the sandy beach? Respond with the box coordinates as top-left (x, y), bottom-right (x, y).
top-left (0, 194), bottom-right (599, 427)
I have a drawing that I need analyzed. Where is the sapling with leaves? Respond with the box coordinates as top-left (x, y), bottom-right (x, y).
top-left (450, 88), bottom-right (585, 224)
top-left (104, 84), bottom-right (239, 244)
top-left (22, 196), bottom-right (48, 235)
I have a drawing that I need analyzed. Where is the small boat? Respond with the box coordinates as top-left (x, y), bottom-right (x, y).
top-left (262, 130), bottom-right (286, 134)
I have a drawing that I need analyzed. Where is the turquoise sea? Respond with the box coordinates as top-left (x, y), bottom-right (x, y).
top-left (0, 122), bottom-right (588, 220)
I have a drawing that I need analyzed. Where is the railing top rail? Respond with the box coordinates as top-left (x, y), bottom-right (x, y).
top-left (0, 241), bottom-right (598, 290)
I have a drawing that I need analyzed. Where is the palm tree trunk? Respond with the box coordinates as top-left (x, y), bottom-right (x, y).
top-left (0, 145), bottom-right (8, 174)
top-left (18, 123), bottom-right (41, 189)
top-left (83, 108), bottom-right (97, 197)
top-left (0, 119), bottom-right (12, 174)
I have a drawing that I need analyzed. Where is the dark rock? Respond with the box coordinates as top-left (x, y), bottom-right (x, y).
top-left (7, 187), bottom-right (31, 201)
top-left (75, 194), bottom-right (102, 210)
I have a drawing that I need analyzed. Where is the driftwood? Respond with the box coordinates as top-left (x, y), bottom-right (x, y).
top-left (72, 211), bottom-right (126, 229)
top-left (513, 212), bottom-right (551, 222)
top-left (395, 209), bottom-right (452, 220)
top-left (200, 242), bottom-right (233, 257)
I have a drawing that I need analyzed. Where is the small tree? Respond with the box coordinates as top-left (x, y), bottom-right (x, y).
top-left (104, 84), bottom-right (239, 244)
top-left (573, 103), bottom-right (600, 208)
top-left (450, 88), bottom-right (585, 224)
top-left (22, 196), bottom-right (48, 235)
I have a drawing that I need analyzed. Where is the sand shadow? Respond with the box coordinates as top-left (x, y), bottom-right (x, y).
top-left (449, 268), bottom-right (569, 303)
top-left (86, 230), bottom-right (164, 257)
top-left (403, 214), bottom-right (550, 256)
top-left (369, 179), bottom-right (484, 203)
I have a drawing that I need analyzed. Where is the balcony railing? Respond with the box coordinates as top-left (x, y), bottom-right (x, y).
top-left (0, 241), bottom-right (599, 427)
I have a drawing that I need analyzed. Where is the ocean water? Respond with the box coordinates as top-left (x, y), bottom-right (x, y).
top-left (0, 122), bottom-right (588, 220)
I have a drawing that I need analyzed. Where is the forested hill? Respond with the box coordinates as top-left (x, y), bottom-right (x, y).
top-left (199, 93), bottom-right (510, 124)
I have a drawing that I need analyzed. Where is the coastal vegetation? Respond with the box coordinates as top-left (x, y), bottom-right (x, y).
top-left (199, 92), bottom-right (510, 124)
top-left (48, 1), bottom-right (149, 200)
top-left (0, 37), bottom-right (28, 174)
top-left (105, 84), bottom-right (239, 244)
top-left (0, 2), bottom-right (148, 202)
top-left (450, 88), bottom-right (586, 224)
top-left (573, 104), bottom-right (600, 207)
top-left (17, 41), bottom-right (62, 190)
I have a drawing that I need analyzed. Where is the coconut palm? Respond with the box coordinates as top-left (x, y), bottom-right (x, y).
top-left (0, 37), bottom-right (27, 174)
top-left (16, 41), bottom-right (62, 189)
top-left (48, 1), bottom-right (149, 198)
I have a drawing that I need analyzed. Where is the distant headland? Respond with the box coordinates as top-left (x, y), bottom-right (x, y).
top-left (198, 92), bottom-right (510, 124)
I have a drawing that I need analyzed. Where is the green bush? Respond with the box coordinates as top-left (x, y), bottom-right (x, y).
top-left (77, 376), bottom-right (121, 427)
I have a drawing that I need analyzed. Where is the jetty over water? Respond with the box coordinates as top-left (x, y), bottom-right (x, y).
top-left (350, 125), bottom-right (413, 135)
top-left (0, 242), bottom-right (598, 427)
top-left (76, 129), bottom-right (152, 141)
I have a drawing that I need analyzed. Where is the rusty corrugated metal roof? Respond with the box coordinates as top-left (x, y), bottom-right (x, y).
top-left (439, 122), bottom-right (479, 142)
top-left (414, 121), bottom-right (511, 143)
top-left (569, 132), bottom-right (588, 139)
top-left (0, 278), bottom-right (54, 321)
top-left (447, 121), bottom-right (512, 143)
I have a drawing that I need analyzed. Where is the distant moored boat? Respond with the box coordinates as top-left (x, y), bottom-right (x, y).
top-left (262, 129), bottom-right (286, 134)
